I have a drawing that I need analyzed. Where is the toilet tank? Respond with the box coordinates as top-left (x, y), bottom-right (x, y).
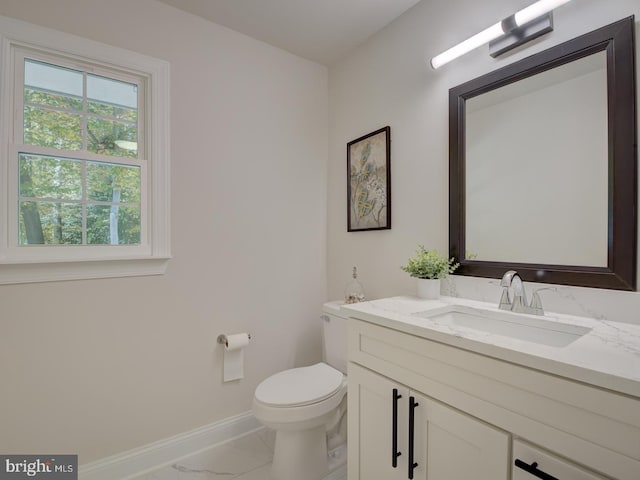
top-left (322, 301), bottom-right (349, 374)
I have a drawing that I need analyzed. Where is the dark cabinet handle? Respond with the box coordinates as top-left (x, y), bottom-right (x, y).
top-left (392, 388), bottom-right (402, 467)
top-left (515, 459), bottom-right (559, 480)
top-left (408, 396), bottom-right (419, 479)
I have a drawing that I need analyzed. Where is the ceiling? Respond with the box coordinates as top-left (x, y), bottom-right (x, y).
top-left (156, 0), bottom-right (422, 65)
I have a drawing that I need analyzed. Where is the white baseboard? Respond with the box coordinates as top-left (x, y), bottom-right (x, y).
top-left (79, 412), bottom-right (262, 480)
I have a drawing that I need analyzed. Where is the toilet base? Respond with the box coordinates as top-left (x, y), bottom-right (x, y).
top-left (271, 425), bottom-right (328, 480)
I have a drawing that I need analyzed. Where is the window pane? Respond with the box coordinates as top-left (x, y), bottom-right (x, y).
top-left (19, 154), bottom-right (82, 200)
top-left (24, 106), bottom-right (82, 150)
top-left (87, 74), bottom-right (137, 109)
top-left (87, 205), bottom-right (140, 245)
top-left (87, 162), bottom-right (140, 203)
top-left (87, 117), bottom-right (137, 158)
top-left (24, 59), bottom-right (82, 103)
top-left (88, 101), bottom-right (137, 122)
top-left (19, 201), bottom-right (82, 245)
top-left (25, 88), bottom-right (83, 111)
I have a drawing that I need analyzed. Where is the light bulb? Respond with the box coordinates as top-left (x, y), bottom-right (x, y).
top-left (431, 22), bottom-right (505, 69)
top-left (514, 0), bottom-right (571, 27)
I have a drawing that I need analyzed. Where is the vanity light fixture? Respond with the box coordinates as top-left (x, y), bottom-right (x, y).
top-left (430, 0), bottom-right (571, 69)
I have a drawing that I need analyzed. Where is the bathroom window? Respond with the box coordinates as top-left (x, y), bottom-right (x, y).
top-left (0, 16), bottom-right (170, 283)
top-left (18, 57), bottom-right (143, 246)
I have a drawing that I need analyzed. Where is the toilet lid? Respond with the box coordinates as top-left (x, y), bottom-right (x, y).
top-left (255, 363), bottom-right (344, 407)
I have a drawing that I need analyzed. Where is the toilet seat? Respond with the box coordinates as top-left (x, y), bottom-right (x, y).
top-left (255, 363), bottom-right (343, 407)
top-left (252, 362), bottom-right (347, 429)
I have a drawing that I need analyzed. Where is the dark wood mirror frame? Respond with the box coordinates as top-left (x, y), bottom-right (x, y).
top-left (449, 16), bottom-right (637, 290)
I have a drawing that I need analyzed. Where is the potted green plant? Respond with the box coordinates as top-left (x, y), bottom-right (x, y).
top-left (401, 246), bottom-right (459, 299)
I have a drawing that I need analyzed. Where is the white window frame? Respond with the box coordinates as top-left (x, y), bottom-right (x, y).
top-left (0, 15), bottom-right (170, 284)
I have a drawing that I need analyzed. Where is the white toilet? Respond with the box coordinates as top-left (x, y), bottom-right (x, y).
top-left (252, 301), bottom-right (348, 480)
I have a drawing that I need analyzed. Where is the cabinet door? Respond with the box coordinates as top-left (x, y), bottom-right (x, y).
top-left (411, 392), bottom-right (510, 480)
top-left (348, 363), bottom-right (408, 480)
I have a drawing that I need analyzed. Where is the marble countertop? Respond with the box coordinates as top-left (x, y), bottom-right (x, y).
top-left (341, 296), bottom-right (640, 398)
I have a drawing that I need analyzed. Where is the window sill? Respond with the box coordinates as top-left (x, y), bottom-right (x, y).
top-left (0, 256), bottom-right (171, 284)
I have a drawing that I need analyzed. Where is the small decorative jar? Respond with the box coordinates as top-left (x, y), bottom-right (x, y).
top-left (344, 266), bottom-right (365, 304)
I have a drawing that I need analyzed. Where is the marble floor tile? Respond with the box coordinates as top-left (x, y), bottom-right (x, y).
top-left (232, 464), bottom-right (271, 480)
top-left (132, 428), bottom-right (346, 480)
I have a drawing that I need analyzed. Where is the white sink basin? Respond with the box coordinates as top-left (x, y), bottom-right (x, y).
top-left (413, 305), bottom-right (591, 347)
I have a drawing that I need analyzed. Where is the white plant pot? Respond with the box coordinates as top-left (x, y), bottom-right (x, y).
top-left (416, 278), bottom-right (440, 299)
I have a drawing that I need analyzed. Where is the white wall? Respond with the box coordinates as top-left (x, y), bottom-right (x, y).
top-left (0, 0), bottom-right (328, 463)
top-left (328, 0), bottom-right (640, 324)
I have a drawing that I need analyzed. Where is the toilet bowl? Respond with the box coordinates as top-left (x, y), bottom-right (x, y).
top-left (252, 302), bottom-right (348, 480)
top-left (253, 363), bottom-right (347, 480)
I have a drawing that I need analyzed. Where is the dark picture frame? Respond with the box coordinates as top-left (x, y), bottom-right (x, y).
top-left (347, 126), bottom-right (391, 232)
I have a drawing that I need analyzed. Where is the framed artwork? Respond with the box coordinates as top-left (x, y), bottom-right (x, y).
top-left (347, 126), bottom-right (391, 231)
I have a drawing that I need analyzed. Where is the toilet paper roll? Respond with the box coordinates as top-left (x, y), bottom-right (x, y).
top-left (220, 333), bottom-right (250, 382)
top-left (223, 333), bottom-right (250, 350)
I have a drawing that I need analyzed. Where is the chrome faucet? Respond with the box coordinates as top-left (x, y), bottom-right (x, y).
top-left (499, 270), bottom-right (544, 316)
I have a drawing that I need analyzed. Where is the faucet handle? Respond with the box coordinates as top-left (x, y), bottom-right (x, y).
top-left (499, 270), bottom-right (519, 311)
top-left (529, 291), bottom-right (544, 316)
top-left (498, 288), bottom-right (511, 310)
top-left (528, 287), bottom-right (555, 316)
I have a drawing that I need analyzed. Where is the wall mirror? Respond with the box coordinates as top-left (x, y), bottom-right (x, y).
top-left (449, 16), bottom-right (637, 290)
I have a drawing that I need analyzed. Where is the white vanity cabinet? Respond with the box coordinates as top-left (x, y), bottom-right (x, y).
top-left (348, 362), bottom-right (509, 480)
top-left (346, 316), bottom-right (640, 480)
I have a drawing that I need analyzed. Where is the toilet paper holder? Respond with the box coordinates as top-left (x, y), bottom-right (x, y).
top-left (217, 333), bottom-right (251, 346)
